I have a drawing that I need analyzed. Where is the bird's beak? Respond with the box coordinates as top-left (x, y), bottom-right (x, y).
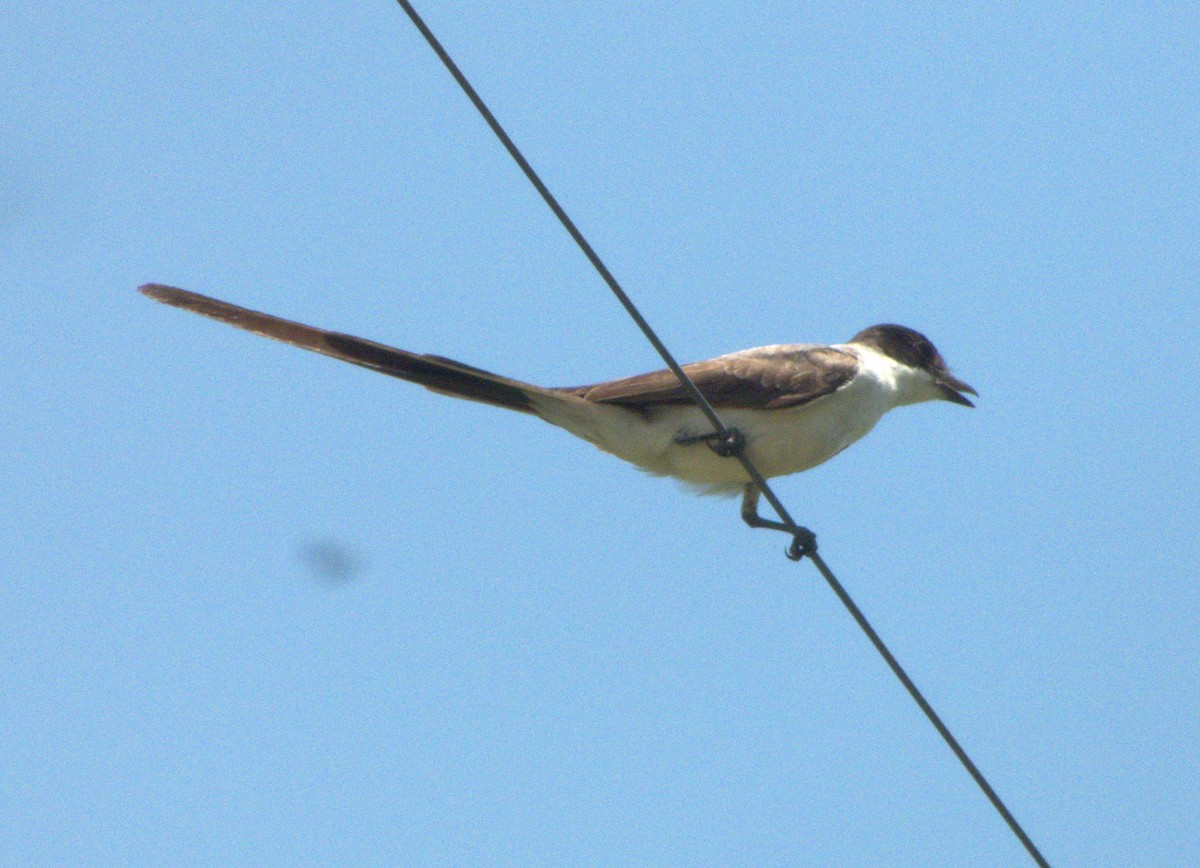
top-left (937, 373), bottom-right (977, 408)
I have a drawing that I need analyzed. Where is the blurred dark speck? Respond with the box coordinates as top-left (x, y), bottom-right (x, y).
top-left (299, 539), bottom-right (363, 584)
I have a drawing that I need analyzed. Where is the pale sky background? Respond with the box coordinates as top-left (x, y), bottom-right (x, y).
top-left (4, 2), bottom-right (1198, 865)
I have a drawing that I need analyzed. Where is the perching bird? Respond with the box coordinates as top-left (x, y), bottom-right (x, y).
top-left (140, 284), bottom-right (975, 542)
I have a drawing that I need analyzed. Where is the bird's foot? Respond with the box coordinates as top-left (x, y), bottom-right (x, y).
top-left (785, 528), bottom-right (818, 562)
top-left (674, 426), bottom-right (745, 458)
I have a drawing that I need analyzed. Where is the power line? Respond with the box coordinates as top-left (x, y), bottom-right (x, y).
top-left (390, 3), bottom-right (1049, 865)
top-left (391, 0), bottom-right (812, 559)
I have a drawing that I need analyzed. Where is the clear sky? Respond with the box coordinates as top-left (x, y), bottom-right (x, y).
top-left (4, 2), bottom-right (1198, 865)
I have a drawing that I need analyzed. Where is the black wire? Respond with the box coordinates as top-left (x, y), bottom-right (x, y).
top-left (807, 549), bottom-right (1049, 866)
top-left (390, 3), bottom-right (1049, 865)
top-left (390, 0), bottom-right (806, 540)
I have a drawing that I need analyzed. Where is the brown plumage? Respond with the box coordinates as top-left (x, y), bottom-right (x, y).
top-left (567, 348), bottom-right (858, 410)
top-left (139, 284), bottom-right (858, 415)
top-left (139, 284), bottom-right (539, 414)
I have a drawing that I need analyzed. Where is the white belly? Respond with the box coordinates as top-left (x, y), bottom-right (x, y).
top-left (530, 373), bottom-right (894, 494)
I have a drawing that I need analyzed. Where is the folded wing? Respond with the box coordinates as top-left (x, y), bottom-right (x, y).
top-left (565, 347), bottom-right (859, 410)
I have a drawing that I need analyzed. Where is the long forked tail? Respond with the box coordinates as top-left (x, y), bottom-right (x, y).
top-left (139, 284), bottom-right (540, 414)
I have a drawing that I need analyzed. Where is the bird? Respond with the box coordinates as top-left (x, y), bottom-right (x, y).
top-left (140, 283), bottom-right (975, 545)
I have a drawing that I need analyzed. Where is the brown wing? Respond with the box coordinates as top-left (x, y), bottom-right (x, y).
top-left (564, 346), bottom-right (859, 410)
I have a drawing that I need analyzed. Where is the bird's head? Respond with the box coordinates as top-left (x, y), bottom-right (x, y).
top-left (850, 324), bottom-right (977, 407)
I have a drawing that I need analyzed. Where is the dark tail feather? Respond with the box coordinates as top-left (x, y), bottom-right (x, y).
top-left (139, 284), bottom-right (538, 414)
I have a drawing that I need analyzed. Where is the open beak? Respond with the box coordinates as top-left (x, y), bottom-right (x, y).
top-left (937, 373), bottom-right (977, 408)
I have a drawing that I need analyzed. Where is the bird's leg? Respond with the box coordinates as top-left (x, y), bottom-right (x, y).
top-left (739, 484), bottom-right (789, 532)
top-left (676, 429), bottom-right (818, 561)
top-left (740, 484), bottom-right (818, 562)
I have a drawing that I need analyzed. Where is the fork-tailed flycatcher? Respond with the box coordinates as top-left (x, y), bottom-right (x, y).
top-left (140, 284), bottom-right (976, 540)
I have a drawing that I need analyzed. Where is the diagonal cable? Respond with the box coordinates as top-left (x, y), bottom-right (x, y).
top-left (390, 3), bottom-right (1048, 865)
top-left (390, 0), bottom-right (805, 544)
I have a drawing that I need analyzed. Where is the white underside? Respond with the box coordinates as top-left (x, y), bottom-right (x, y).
top-left (526, 343), bottom-right (934, 495)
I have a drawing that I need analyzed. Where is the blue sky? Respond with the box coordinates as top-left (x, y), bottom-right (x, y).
top-left (4, 2), bottom-right (1198, 864)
